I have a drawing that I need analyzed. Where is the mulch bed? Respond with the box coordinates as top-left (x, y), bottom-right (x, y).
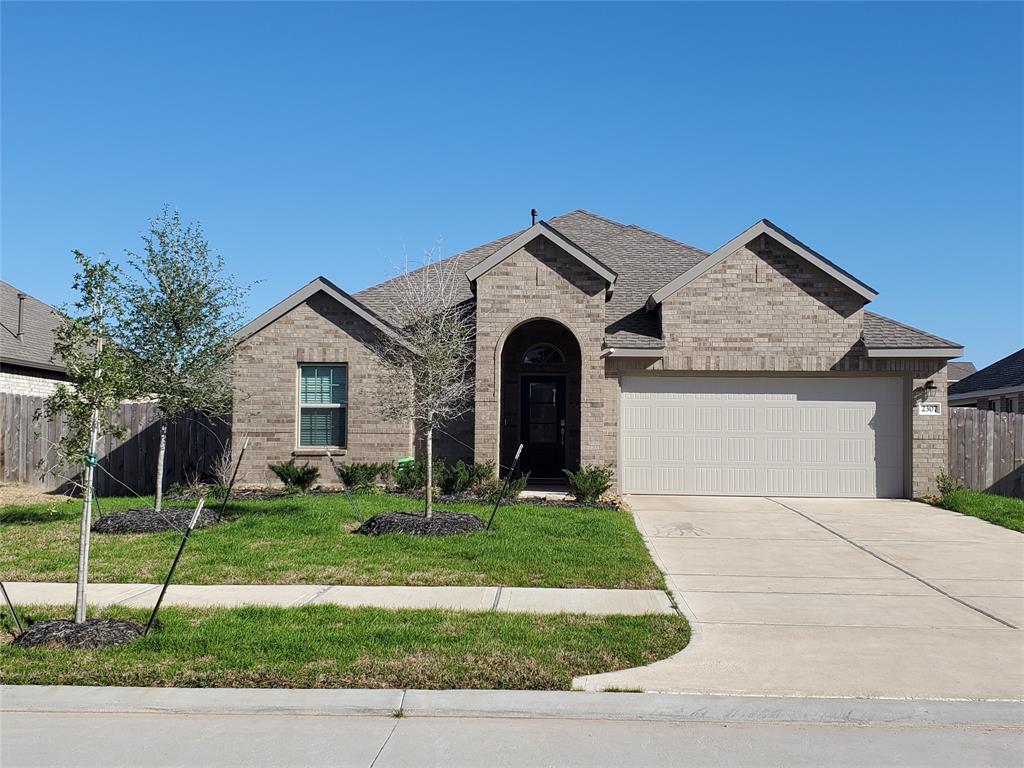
top-left (12, 619), bottom-right (144, 649)
top-left (92, 507), bottom-right (225, 535)
top-left (355, 511), bottom-right (486, 537)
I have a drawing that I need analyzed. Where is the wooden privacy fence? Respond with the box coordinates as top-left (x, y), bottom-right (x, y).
top-left (948, 407), bottom-right (1024, 498)
top-left (0, 392), bottom-right (231, 495)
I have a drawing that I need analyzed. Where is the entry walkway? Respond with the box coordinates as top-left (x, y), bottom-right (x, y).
top-left (2, 582), bottom-right (673, 616)
top-left (576, 496), bottom-right (1024, 700)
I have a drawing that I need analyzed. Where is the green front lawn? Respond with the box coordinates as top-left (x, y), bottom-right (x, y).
top-left (0, 493), bottom-right (663, 588)
top-left (0, 604), bottom-right (690, 690)
top-left (939, 489), bottom-right (1024, 533)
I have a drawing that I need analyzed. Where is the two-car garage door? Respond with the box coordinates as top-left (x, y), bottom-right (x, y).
top-left (620, 376), bottom-right (904, 498)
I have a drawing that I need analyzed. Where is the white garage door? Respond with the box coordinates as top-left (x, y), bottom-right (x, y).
top-left (620, 376), bottom-right (904, 498)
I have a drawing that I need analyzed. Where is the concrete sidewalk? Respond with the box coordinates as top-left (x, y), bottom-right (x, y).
top-left (5, 685), bottom-right (1022, 726)
top-left (2, 582), bottom-right (674, 616)
top-left (3, 686), bottom-right (1021, 768)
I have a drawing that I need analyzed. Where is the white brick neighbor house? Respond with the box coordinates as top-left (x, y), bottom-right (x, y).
top-left (0, 281), bottom-right (66, 397)
top-left (233, 210), bottom-right (963, 498)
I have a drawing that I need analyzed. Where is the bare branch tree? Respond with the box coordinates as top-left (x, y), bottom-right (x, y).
top-left (374, 246), bottom-right (475, 518)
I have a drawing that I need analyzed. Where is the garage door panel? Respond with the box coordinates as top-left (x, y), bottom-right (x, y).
top-left (621, 376), bottom-right (904, 498)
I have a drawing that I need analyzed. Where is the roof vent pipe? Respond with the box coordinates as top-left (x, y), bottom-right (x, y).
top-left (16, 293), bottom-right (26, 340)
top-left (531, 208), bottom-right (538, 226)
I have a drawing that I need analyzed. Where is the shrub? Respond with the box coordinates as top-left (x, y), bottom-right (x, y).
top-left (467, 461), bottom-right (497, 496)
top-left (563, 464), bottom-right (614, 503)
top-left (936, 471), bottom-right (964, 497)
top-left (394, 459), bottom-right (444, 493)
top-left (442, 460), bottom-right (471, 495)
top-left (166, 477), bottom-right (210, 500)
top-left (334, 462), bottom-right (386, 492)
top-left (268, 459), bottom-right (320, 494)
top-left (439, 460), bottom-right (495, 495)
top-left (207, 483), bottom-right (229, 501)
top-left (485, 471), bottom-right (530, 505)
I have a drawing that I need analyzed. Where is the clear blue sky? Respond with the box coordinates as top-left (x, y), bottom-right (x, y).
top-left (3, 2), bottom-right (1021, 367)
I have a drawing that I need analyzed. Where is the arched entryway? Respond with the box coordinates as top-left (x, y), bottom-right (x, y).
top-left (499, 319), bottom-right (582, 480)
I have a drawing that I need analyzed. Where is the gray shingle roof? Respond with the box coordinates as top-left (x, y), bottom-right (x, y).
top-left (861, 311), bottom-right (960, 350)
top-left (949, 348), bottom-right (1024, 396)
top-left (947, 362), bottom-right (977, 383)
top-left (355, 210), bottom-right (707, 348)
top-left (0, 281), bottom-right (64, 372)
top-left (350, 211), bottom-right (955, 356)
top-left (355, 230), bottom-right (522, 320)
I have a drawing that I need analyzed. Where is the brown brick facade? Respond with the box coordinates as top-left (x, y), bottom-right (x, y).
top-left (232, 292), bottom-right (413, 485)
top-left (659, 236), bottom-right (866, 371)
top-left (472, 237), bottom-right (607, 471)
top-left (234, 231), bottom-right (950, 498)
top-left (601, 239), bottom-right (948, 497)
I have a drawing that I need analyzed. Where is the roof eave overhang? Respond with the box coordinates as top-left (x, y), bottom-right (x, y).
top-left (235, 276), bottom-right (416, 353)
top-left (949, 385), bottom-right (1024, 401)
top-left (600, 346), bottom-right (665, 359)
top-left (864, 347), bottom-right (964, 358)
top-left (465, 221), bottom-right (617, 298)
top-left (646, 219), bottom-right (878, 309)
top-left (0, 355), bottom-right (66, 374)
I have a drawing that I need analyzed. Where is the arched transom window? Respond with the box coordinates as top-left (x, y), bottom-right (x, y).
top-left (522, 343), bottom-right (565, 365)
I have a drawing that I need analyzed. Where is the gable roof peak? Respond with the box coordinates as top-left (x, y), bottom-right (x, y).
top-left (236, 275), bottom-right (415, 351)
top-left (464, 219), bottom-right (618, 296)
top-left (647, 218), bottom-right (878, 308)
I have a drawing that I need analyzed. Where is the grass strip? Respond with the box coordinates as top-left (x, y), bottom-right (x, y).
top-left (939, 489), bottom-right (1024, 533)
top-left (0, 604), bottom-right (690, 690)
top-left (0, 494), bottom-right (663, 589)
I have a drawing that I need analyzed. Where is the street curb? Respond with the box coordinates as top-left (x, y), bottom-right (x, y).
top-left (3, 686), bottom-right (1021, 728)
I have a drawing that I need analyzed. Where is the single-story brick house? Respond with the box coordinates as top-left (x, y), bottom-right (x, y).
top-left (948, 348), bottom-right (1024, 412)
top-left (233, 210), bottom-right (963, 498)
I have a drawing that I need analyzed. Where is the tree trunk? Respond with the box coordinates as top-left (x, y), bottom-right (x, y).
top-left (154, 421), bottom-right (168, 514)
top-left (74, 406), bottom-right (100, 624)
top-left (425, 425), bottom-right (433, 519)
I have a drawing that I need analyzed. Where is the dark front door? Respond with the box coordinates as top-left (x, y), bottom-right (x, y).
top-left (520, 376), bottom-right (566, 479)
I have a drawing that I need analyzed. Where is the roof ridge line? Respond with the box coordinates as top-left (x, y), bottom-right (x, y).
top-left (624, 223), bottom-right (708, 254)
top-left (560, 208), bottom-right (629, 229)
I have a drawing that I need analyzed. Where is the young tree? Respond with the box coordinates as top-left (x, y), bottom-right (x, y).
top-left (41, 252), bottom-right (138, 623)
top-left (374, 248), bottom-right (475, 518)
top-left (114, 208), bottom-right (250, 514)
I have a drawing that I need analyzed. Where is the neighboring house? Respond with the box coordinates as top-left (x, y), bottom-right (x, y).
top-left (948, 348), bottom-right (1024, 413)
top-left (946, 361), bottom-right (977, 386)
top-left (234, 210), bottom-right (963, 498)
top-left (0, 281), bottom-right (66, 396)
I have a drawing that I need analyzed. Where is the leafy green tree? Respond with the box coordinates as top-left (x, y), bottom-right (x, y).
top-left (114, 208), bottom-right (250, 514)
top-left (40, 252), bottom-right (139, 622)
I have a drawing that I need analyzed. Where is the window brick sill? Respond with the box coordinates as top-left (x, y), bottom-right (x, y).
top-left (292, 448), bottom-right (347, 458)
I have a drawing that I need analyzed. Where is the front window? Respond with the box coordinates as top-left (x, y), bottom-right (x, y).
top-left (523, 343), bottom-right (565, 365)
top-left (299, 364), bottom-right (347, 447)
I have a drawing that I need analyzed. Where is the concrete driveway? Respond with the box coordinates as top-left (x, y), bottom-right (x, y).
top-left (576, 496), bottom-right (1024, 700)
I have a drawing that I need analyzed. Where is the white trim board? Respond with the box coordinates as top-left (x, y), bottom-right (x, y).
top-left (601, 347), bottom-right (664, 358)
top-left (465, 221), bottom-right (617, 297)
top-left (865, 347), bottom-right (964, 358)
top-left (647, 219), bottom-right (878, 308)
